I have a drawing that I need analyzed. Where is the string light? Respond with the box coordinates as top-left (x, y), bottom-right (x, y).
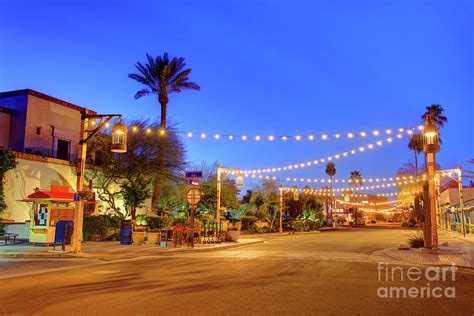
top-left (116, 126), bottom-right (416, 142)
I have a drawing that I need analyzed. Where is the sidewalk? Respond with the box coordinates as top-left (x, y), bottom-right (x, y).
top-left (0, 238), bottom-right (263, 260)
top-left (382, 231), bottom-right (474, 269)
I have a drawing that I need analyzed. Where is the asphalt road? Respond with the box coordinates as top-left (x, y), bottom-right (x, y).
top-left (1, 228), bottom-right (473, 315)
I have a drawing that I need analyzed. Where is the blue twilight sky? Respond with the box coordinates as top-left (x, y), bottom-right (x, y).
top-left (0, 0), bottom-right (473, 190)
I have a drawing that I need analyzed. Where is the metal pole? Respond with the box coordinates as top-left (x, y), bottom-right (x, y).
top-left (216, 164), bottom-right (221, 223)
top-left (188, 205), bottom-right (195, 248)
top-left (458, 165), bottom-right (466, 237)
top-left (279, 185), bottom-right (283, 234)
top-left (428, 152), bottom-right (438, 248)
top-left (72, 114), bottom-right (88, 253)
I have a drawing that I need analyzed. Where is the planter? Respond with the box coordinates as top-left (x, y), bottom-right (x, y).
top-left (226, 230), bottom-right (240, 242)
top-left (146, 232), bottom-right (160, 245)
top-left (132, 231), bottom-right (146, 245)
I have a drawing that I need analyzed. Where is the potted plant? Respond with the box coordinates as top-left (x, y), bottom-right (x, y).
top-left (226, 225), bottom-right (240, 242)
top-left (146, 216), bottom-right (172, 245)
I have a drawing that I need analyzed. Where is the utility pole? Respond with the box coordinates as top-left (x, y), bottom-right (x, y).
top-left (458, 165), bottom-right (466, 237)
top-left (216, 164), bottom-right (222, 223)
top-left (72, 112), bottom-right (125, 254)
top-left (279, 185), bottom-right (283, 234)
top-left (427, 151), bottom-right (438, 247)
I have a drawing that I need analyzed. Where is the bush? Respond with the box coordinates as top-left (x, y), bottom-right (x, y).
top-left (146, 216), bottom-right (173, 231)
top-left (173, 217), bottom-right (188, 226)
top-left (408, 235), bottom-right (424, 248)
top-left (241, 215), bottom-right (258, 230)
top-left (83, 215), bottom-right (111, 241)
top-left (370, 219), bottom-right (377, 224)
top-left (401, 219), bottom-right (416, 228)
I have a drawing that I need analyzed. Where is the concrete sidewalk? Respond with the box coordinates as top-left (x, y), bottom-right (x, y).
top-left (0, 238), bottom-right (264, 260)
top-left (382, 230), bottom-right (474, 269)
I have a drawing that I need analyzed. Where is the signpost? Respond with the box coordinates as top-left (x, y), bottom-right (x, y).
top-left (186, 187), bottom-right (202, 248)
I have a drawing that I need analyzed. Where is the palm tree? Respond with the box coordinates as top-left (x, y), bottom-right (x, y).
top-left (408, 133), bottom-right (423, 179)
top-left (325, 162), bottom-right (336, 224)
top-left (129, 53), bottom-right (200, 212)
top-left (349, 170), bottom-right (363, 224)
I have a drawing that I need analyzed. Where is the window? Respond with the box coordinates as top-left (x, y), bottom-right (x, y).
top-left (56, 139), bottom-right (70, 160)
top-left (35, 204), bottom-right (48, 226)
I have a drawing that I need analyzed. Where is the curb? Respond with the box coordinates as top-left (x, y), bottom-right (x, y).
top-left (0, 240), bottom-right (264, 260)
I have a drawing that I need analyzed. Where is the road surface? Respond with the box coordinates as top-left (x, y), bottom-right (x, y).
top-left (1, 228), bottom-right (473, 315)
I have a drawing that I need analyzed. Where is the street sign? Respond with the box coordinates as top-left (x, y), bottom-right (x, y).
top-left (185, 170), bottom-right (203, 179)
top-left (74, 194), bottom-right (80, 201)
top-left (236, 172), bottom-right (244, 187)
top-left (186, 187), bottom-right (202, 207)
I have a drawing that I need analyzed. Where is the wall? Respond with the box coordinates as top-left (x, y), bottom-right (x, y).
top-left (0, 94), bottom-right (27, 151)
top-left (0, 111), bottom-right (11, 149)
top-left (2, 153), bottom-right (77, 223)
top-left (3, 153), bottom-right (152, 224)
top-left (24, 94), bottom-right (81, 160)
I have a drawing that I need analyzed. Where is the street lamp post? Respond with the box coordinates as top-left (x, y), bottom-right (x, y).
top-left (71, 111), bottom-right (127, 254)
top-left (422, 114), bottom-right (440, 249)
top-left (279, 185), bottom-right (283, 234)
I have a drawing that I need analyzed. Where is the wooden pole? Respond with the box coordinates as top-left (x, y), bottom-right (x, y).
top-left (279, 185), bottom-right (283, 234)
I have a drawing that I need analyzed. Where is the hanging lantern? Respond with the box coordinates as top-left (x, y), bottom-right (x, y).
top-left (111, 119), bottom-right (128, 153)
top-left (236, 172), bottom-right (244, 187)
top-left (422, 115), bottom-right (440, 154)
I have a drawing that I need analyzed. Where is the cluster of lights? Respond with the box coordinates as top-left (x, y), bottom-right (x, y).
top-left (282, 187), bottom-right (420, 197)
top-left (334, 198), bottom-right (404, 206)
top-left (240, 134), bottom-right (408, 174)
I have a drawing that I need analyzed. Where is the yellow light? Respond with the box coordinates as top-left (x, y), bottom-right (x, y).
top-left (347, 133), bottom-right (353, 138)
top-left (351, 150), bottom-right (356, 154)
top-left (343, 152), bottom-right (348, 156)
top-left (282, 136), bottom-right (288, 141)
top-left (308, 135), bottom-right (315, 140)
top-left (359, 147), bottom-right (365, 152)
top-left (418, 125), bottom-right (424, 130)
top-left (269, 135), bottom-right (275, 141)
top-left (360, 132), bottom-right (366, 137)
top-left (321, 134), bottom-right (328, 140)
top-left (228, 135), bottom-right (233, 140)
top-left (186, 132), bottom-right (192, 137)
top-left (295, 135), bottom-right (302, 141)
top-left (214, 134), bottom-right (220, 139)
top-left (201, 133), bottom-right (206, 138)
top-left (387, 138), bottom-right (392, 142)
top-left (242, 135), bottom-right (247, 141)
top-left (132, 126), bottom-right (138, 132)
top-left (146, 128), bottom-right (151, 134)
top-left (105, 123), bottom-right (110, 128)
top-left (386, 129), bottom-right (392, 134)
top-left (396, 134), bottom-right (402, 139)
top-left (407, 130), bottom-right (413, 135)
top-left (335, 154), bottom-right (340, 159)
top-left (255, 135), bottom-right (261, 141)
top-left (373, 130), bottom-right (379, 136)
top-left (159, 129), bottom-right (165, 136)
top-left (368, 144), bottom-right (373, 149)
top-left (335, 134), bottom-right (340, 138)
top-left (90, 120), bottom-right (96, 126)
top-left (377, 141), bottom-right (382, 146)
top-left (398, 128), bottom-right (404, 132)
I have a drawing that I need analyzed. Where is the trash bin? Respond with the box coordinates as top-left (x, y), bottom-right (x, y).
top-left (160, 229), bottom-right (168, 248)
top-left (120, 220), bottom-right (132, 245)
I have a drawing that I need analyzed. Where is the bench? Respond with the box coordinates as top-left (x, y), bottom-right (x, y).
top-left (0, 233), bottom-right (18, 244)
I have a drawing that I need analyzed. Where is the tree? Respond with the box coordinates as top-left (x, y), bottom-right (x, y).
top-left (249, 180), bottom-right (280, 228)
top-left (408, 133), bottom-right (423, 179)
top-left (0, 150), bottom-right (17, 214)
top-left (120, 176), bottom-right (152, 220)
top-left (86, 119), bottom-right (186, 217)
top-left (129, 53), bottom-right (200, 212)
top-left (349, 170), bottom-right (363, 224)
top-left (421, 104), bottom-right (447, 169)
top-left (325, 162), bottom-right (336, 223)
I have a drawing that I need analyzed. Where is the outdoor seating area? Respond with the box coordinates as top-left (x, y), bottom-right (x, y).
top-left (0, 233), bottom-right (18, 245)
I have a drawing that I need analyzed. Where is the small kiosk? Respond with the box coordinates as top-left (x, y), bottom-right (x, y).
top-left (22, 185), bottom-right (75, 245)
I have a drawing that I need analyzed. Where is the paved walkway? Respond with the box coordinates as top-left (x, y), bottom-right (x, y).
top-left (0, 238), bottom-right (263, 259)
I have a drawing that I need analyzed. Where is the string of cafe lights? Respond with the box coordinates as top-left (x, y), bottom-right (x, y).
top-left (98, 121), bottom-right (422, 143)
top-left (235, 132), bottom-right (410, 174)
top-left (282, 187), bottom-right (421, 197)
top-left (241, 174), bottom-right (427, 185)
top-left (334, 198), bottom-right (405, 206)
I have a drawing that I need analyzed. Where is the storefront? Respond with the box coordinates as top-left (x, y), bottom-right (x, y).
top-left (21, 185), bottom-right (75, 244)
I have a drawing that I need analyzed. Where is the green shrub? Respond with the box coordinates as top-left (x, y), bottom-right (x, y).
top-left (408, 235), bottom-right (424, 248)
top-left (83, 215), bottom-right (111, 241)
top-left (146, 216), bottom-right (173, 231)
top-left (241, 215), bottom-right (258, 230)
top-left (173, 217), bottom-right (188, 226)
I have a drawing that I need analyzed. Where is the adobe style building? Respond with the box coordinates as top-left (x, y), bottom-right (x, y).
top-left (0, 89), bottom-right (92, 238)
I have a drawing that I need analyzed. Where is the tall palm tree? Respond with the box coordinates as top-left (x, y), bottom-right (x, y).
top-left (408, 133), bottom-right (423, 179)
top-left (349, 170), bottom-right (363, 224)
top-left (325, 162), bottom-right (336, 224)
top-left (129, 53), bottom-right (200, 212)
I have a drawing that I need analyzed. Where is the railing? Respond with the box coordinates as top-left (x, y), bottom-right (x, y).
top-left (24, 147), bottom-right (77, 162)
